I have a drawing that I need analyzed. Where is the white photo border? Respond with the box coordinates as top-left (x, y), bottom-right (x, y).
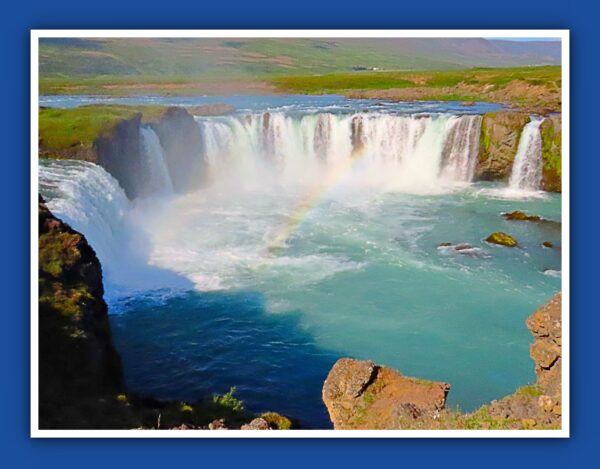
top-left (30, 29), bottom-right (570, 438)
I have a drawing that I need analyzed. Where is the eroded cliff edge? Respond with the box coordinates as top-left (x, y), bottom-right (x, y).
top-left (322, 293), bottom-right (562, 430)
top-left (38, 196), bottom-right (290, 430)
top-left (476, 111), bottom-right (561, 192)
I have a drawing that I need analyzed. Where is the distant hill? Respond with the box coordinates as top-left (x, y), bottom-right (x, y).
top-left (39, 37), bottom-right (561, 81)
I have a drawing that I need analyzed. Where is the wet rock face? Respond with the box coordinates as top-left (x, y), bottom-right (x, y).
top-left (502, 210), bottom-right (542, 222)
top-left (152, 107), bottom-right (206, 194)
top-left (475, 112), bottom-right (530, 181)
top-left (322, 358), bottom-right (450, 429)
top-left (540, 115), bottom-right (562, 192)
top-left (38, 196), bottom-right (123, 428)
top-left (94, 113), bottom-right (147, 199)
top-left (486, 231), bottom-right (518, 247)
top-left (527, 293), bottom-right (562, 396)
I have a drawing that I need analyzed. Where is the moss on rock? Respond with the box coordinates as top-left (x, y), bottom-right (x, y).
top-left (475, 112), bottom-right (530, 181)
top-left (485, 231), bottom-right (518, 247)
top-left (540, 115), bottom-right (562, 192)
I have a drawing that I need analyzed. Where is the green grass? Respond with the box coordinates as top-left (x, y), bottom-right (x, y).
top-left (39, 105), bottom-right (167, 151)
top-left (272, 66), bottom-right (560, 94)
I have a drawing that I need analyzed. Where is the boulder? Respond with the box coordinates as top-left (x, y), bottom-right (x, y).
top-left (502, 211), bottom-right (542, 221)
top-left (241, 417), bottom-right (270, 430)
top-left (322, 358), bottom-right (450, 429)
top-left (486, 231), bottom-right (518, 247)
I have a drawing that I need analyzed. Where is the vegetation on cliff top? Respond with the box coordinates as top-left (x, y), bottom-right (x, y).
top-left (39, 105), bottom-right (167, 154)
top-left (39, 198), bottom-right (293, 429)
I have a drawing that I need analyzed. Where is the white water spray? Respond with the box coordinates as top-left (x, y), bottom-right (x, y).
top-left (140, 126), bottom-right (174, 195)
top-left (439, 115), bottom-right (482, 182)
top-left (509, 117), bottom-right (544, 191)
top-left (196, 112), bottom-right (482, 191)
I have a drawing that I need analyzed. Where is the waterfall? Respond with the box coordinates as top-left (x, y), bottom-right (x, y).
top-left (509, 118), bottom-right (544, 191)
top-left (195, 112), bottom-right (482, 191)
top-left (439, 115), bottom-right (482, 182)
top-left (39, 160), bottom-right (130, 274)
top-left (39, 159), bottom-right (191, 296)
top-left (140, 126), bottom-right (174, 195)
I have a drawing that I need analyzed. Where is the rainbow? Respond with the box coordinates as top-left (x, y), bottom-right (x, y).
top-left (260, 146), bottom-right (367, 262)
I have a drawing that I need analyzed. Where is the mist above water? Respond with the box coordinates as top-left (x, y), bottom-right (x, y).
top-left (39, 106), bottom-right (560, 427)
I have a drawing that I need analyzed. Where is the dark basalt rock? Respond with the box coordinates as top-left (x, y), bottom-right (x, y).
top-left (502, 210), bottom-right (542, 221)
top-left (39, 195), bottom-right (123, 428)
top-left (94, 113), bottom-right (148, 199)
top-left (152, 107), bottom-right (207, 194)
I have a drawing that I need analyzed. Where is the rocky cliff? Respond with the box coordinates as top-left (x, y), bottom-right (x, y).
top-left (322, 293), bottom-right (562, 430)
top-left (94, 113), bottom-right (148, 199)
top-left (39, 195), bottom-right (123, 428)
top-left (475, 111), bottom-right (562, 192)
top-left (323, 358), bottom-right (450, 430)
top-left (475, 111), bottom-right (530, 181)
top-left (540, 115), bottom-right (562, 192)
top-left (150, 107), bottom-right (207, 193)
top-left (38, 197), bottom-right (291, 429)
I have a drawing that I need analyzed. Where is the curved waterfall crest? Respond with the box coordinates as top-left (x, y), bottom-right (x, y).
top-left (39, 159), bottom-right (130, 269)
top-left (196, 112), bottom-right (483, 188)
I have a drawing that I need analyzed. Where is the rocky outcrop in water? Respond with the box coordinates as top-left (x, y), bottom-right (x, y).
top-left (475, 112), bottom-right (530, 181)
top-left (486, 231), bottom-right (518, 247)
top-left (94, 113), bottom-right (148, 199)
top-left (322, 358), bottom-right (450, 429)
top-left (322, 293), bottom-right (562, 430)
top-left (502, 210), bottom-right (542, 221)
top-left (151, 107), bottom-right (206, 193)
top-left (475, 111), bottom-right (561, 192)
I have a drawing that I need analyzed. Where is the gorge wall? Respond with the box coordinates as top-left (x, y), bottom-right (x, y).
top-left (39, 195), bottom-right (123, 428)
top-left (476, 111), bottom-right (562, 192)
top-left (39, 105), bottom-right (563, 199)
top-left (38, 197), bottom-right (292, 430)
top-left (322, 293), bottom-right (563, 430)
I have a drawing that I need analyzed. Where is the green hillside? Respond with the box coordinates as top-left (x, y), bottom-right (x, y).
top-left (39, 37), bottom-right (561, 95)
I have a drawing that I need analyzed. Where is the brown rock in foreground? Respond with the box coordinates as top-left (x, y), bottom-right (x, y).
top-left (322, 293), bottom-right (562, 430)
top-left (322, 358), bottom-right (450, 429)
top-left (527, 293), bottom-right (562, 396)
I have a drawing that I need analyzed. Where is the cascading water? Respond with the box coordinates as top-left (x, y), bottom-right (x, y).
top-left (195, 112), bottom-right (483, 191)
top-left (439, 115), bottom-right (483, 182)
top-left (509, 117), bottom-right (545, 191)
top-left (39, 160), bottom-right (130, 275)
top-left (140, 126), bottom-right (174, 195)
top-left (39, 159), bottom-right (189, 295)
top-left (38, 102), bottom-right (561, 429)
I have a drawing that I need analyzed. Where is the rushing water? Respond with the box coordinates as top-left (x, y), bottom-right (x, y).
top-left (509, 118), bottom-right (544, 191)
top-left (39, 97), bottom-right (561, 428)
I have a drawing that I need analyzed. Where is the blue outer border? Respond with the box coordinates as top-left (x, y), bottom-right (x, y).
top-left (2, 0), bottom-right (599, 466)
